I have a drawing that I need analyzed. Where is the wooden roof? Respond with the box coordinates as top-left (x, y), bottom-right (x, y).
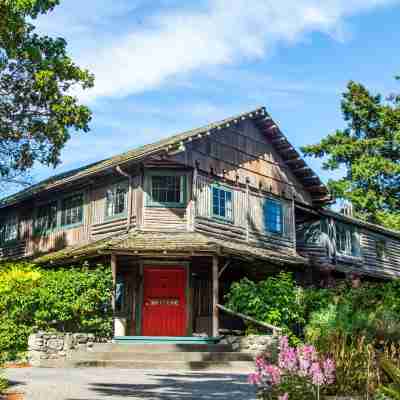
top-left (253, 114), bottom-right (331, 205)
top-left (32, 231), bottom-right (306, 266)
top-left (0, 106), bottom-right (330, 208)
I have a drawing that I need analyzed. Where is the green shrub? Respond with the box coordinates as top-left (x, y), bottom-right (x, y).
top-left (0, 262), bottom-right (113, 360)
top-left (378, 359), bottom-right (400, 400)
top-left (225, 272), bottom-right (306, 339)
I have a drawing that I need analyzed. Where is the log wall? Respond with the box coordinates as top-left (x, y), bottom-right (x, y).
top-left (297, 216), bottom-right (400, 279)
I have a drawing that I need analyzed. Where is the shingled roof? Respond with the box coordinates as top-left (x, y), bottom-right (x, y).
top-left (32, 231), bottom-right (306, 266)
top-left (0, 106), bottom-right (330, 208)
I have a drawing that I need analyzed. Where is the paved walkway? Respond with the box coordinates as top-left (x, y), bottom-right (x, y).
top-left (6, 368), bottom-right (256, 400)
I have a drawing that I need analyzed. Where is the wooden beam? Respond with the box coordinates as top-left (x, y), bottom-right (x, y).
top-left (111, 254), bottom-right (117, 314)
top-left (216, 304), bottom-right (282, 336)
top-left (218, 260), bottom-right (231, 278)
top-left (212, 255), bottom-right (219, 337)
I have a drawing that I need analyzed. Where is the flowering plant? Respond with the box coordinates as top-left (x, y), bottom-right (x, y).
top-left (249, 336), bottom-right (335, 400)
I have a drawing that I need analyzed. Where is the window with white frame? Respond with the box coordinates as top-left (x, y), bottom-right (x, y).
top-left (34, 201), bottom-right (58, 234)
top-left (61, 193), bottom-right (83, 227)
top-left (336, 222), bottom-right (360, 257)
top-left (106, 182), bottom-right (128, 218)
top-left (150, 175), bottom-right (186, 206)
top-left (263, 199), bottom-right (283, 234)
top-left (212, 186), bottom-right (233, 221)
top-left (0, 215), bottom-right (18, 243)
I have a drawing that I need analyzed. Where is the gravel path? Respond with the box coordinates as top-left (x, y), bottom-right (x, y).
top-left (6, 368), bottom-right (256, 400)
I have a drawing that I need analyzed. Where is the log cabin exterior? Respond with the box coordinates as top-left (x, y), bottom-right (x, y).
top-left (0, 106), bottom-right (399, 339)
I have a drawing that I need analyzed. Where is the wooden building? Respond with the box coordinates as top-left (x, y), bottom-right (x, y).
top-left (1, 106), bottom-right (399, 339)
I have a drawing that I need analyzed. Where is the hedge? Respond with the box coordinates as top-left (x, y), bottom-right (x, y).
top-left (0, 262), bottom-right (113, 361)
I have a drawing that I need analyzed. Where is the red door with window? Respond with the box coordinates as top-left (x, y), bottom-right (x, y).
top-left (142, 266), bottom-right (187, 336)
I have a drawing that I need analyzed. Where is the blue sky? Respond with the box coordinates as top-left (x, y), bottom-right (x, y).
top-left (19, 0), bottom-right (400, 193)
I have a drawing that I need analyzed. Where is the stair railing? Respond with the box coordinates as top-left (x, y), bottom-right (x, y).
top-left (216, 304), bottom-right (282, 336)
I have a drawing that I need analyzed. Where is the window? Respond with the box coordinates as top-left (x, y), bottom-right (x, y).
top-left (376, 239), bottom-right (386, 260)
top-left (212, 186), bottom-right (233, 221)
top-left (263, 199), bottom-right (283, 234)
top-left (106, 182), bottom-right (128, 218)
top-left (115, 278), bottom-right (125, 314)
top-left (0, 215), bottom-right (18, 243)
top-left (150, 175), bottom-right (186, 206)
top-left (336, 222), bottom-right (360, 257)
top-left (35, 201), bottom-right (58, 234)
top-left (61, 194), bottom-right (83, 227)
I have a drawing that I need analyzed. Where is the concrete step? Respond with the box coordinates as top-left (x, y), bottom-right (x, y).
top-left (92, 343), bottom-right (234, 353)
top-left (71, 351), bottom-right (254, 362)
top-left (62, 359), bottom-right (255, 372)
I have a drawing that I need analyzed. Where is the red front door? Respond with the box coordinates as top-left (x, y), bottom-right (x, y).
top-left (142, 266), bottom-right (187, 336)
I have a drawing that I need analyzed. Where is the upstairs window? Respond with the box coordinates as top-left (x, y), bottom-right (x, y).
top-left (150, 174), bottom-right (186, 206)
top-left (61, 193), bottom-right (83, 227)
top-left (0, 215), bottom-right (18, 243)
top-left (106, 182), bottom-right (128, 218)
top-left (376, 239), bottom-right (387, 260)
top-left (336, 222), bottom-right (360, 257)
top-left (212, 186), bottom-right (233, 221)
top-left (263, 199), bottom-right (283, 234)
top-left (35, 201), bottom-right (58, 234)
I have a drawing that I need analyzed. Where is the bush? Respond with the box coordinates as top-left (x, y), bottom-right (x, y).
top-left (0, 262), bottom-right (113, 360)
top-left (225, 272), bottom-right (305, 339)
top-left (304, 281), bottom-right (400, 397)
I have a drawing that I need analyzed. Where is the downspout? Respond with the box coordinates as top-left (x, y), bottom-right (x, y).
top-left (115, 166), bottom-right (133, 232)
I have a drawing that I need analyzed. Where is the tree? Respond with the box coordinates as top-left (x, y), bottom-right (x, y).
top-left (302, 78), bottom-right (400, 230)
top-left (0, 0), bottom-right (94, 187)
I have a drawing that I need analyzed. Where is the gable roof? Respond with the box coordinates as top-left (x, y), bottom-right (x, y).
top-left (0, 106), bottom-right (330, 208)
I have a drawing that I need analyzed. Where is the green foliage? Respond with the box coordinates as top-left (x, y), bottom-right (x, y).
top-left (225, 272), bottom-right (306, 340)
top-left (0, 262), bottom-right (113, 360)
top-left (0, 371), bottom-right (8, 394)
top-left (379, 359), bottom-right (400, 400)
top-left (304, 281), bottom-right (400, 397)
top-left (302, 78), bottom-right (400, 230)
top-left (0, 0), bottom-right (94, 184)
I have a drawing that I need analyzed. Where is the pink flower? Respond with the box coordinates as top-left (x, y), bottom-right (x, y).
top-left (265, 364), bottom-right (281, 385)
top-left (310, 362), bottom-right (325, 386)
top-left (323, 358), bottom-right (335, 385)
top-left (248, 372), bottom-right (261, 385)
top-left (278, 393), bottom-right (289, 400)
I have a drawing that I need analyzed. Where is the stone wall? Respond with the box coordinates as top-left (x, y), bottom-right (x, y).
top-left (220, 334), bottom-right (277, 357)
top-left (28, 332), bottom-right (109, 367)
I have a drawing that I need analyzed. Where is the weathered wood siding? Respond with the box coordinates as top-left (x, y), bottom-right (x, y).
top-left (141, 171), bottom-right (191, 232)
top-left (297, 217), bottom-right (400, 279)
top-left (170, 119), bottom-right (312, 205)
top-left (194, 173), bottom-right (296, 254)
top-left (89, 176), bottom-right (139, 239)
top-left (0, 189), bottom-right (91, 259)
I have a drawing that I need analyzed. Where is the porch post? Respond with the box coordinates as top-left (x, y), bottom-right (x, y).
top-left (111, 254), bottom-right (117, 338)
top-left (212, 255), bottom-right (219, 337)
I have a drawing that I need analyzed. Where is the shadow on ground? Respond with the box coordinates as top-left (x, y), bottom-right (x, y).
top-left (68, 372), bottom-right (255, 400)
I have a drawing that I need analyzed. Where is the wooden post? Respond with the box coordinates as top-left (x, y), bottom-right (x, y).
top-left (212, 255), bottom-right (219, 337)
top-left (111, 254), bottom-right (117, 314)
top-left (245, 177), bottom-right (250, 243)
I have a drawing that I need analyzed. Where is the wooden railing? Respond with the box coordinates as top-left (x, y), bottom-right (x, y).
top-left (216, 304), bottom-right (282, 336)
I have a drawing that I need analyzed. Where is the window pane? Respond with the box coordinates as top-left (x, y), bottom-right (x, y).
top-left (61, 194), bottom-right (83, 226)
top-left (212, 187), bottom-right (233, 221)
top-left (264, 199), bottom-right (282, 234)
top-left (36, 202), bottom-right (58, 233)
top-left (106, 183), bottom-right (128, 217)
top-left (336, 222), bottom-right (360, 256)
top-left (0, 216), bottom-right (18, 242)
top-left (151, 176), bottom-right (183, 204)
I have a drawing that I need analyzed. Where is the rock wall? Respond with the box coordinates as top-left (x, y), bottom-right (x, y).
top-left (28, 332), bottom-right (109, 367)
top-left (220, 334), bottom-right (277, 357)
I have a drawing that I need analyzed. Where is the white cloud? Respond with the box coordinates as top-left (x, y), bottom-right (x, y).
top-left (37, 0), bottom-right (397, 101)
